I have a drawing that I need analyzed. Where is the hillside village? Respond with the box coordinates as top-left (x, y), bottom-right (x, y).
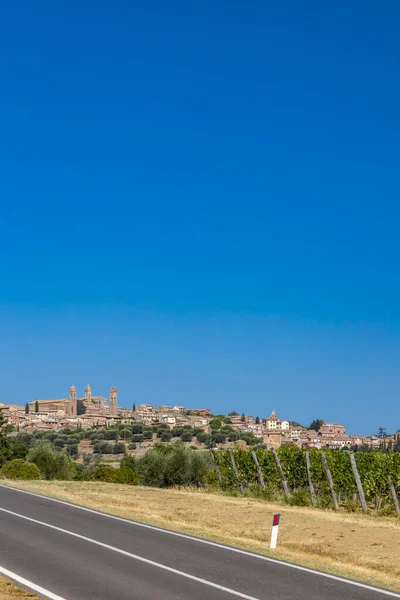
top-left (1, 384), bottom-right (397, 451)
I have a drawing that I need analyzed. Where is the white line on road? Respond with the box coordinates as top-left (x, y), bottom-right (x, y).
top-left (0, 506), bottom-right (260, 600)
top-left (2, 485), bottom-right (400, 598)
top-left (0, 565), bottom-right (67, 600)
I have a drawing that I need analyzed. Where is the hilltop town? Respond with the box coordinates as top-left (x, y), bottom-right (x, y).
top-left (1, 384), bottom-right (397, 451)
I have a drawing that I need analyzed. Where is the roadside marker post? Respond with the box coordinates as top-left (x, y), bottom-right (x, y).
top-left (270, 514), bottom-right (280, 549)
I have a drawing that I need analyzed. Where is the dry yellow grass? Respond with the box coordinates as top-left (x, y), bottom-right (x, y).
top-left (0, 577), bottom-right (38, 599)
top-left (4, 481), bottom-right (400, 592)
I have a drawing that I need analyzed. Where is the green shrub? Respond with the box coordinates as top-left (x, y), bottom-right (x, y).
top-left (93, 465), bottom-right (138, 485)
top-left (204, 469), bottom-right (220, 488)
top-left (0, 459), bottom-right (41, 480)
top-left (128, 442), bottom-right (137, 450)
top-left (286, 488), bottom-right (311, 507)
top-left (143, 430), bottom-right (153, 439)
top-left (93, 466), bottom-right (120, 483)
top-left (132, 434), bottom-right (144, 443)
top-left (118, 467), bottom-right (138, 485)
top-left (73, 470), bottom-right (92, 481)
top-left (120, 455), bottom-right (136, 472)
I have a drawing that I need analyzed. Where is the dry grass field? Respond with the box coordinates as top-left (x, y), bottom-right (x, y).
top-left (4, 481), bottom-right (400, 592)
top-left (0, 577), bottom-right (38, 600)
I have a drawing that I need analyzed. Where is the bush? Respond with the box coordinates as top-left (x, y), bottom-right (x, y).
top-left (118, 468), bottom-right (138, 485)
top-left (121, 454), bottom-right (136, 472)
top-left (28, 442), bottom-right (75, 480)
top-left (132, 434), bottom-right (144, 443)
top-left (93, 466), bottom-right (120, 483)
top-left (128, 442), bottom-right (137, 450)
top-left (287, 488), bottom-right (311, 507)
top-left (104, 429), bottom-right (118, 440)
top-left (0, 459), bottom-right (41, 480)
top-left (73, 470), bottom-right (92, 481)
top-left (161, 431), bottom-right (173, 442)
top-left (143, 430), bottom-right (153, 439)
top-left (204, 469), bottom-right (220, 488)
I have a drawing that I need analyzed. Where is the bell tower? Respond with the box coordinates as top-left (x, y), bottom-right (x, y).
top-left (110, 386), bottom-right (117, 417)
top-left (69, 385), bottom-right (77, 417)
top-left (85, 384), bottom-right (92, 404)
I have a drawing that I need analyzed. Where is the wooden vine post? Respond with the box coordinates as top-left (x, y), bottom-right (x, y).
top-left (251, 450), bottom-right (265, 489)
top-left (388, 474), bottom-right (400, 517)
top-left (320, 452), bottom-right (339, 510)
top-left (229, 449), bottom-right (244, 494)
top-left (209, 450), bottom-right (223, 489)
top-left (305, 451), bottom-right (316, 505)
top-left (349, 453), bottom-right (368, 513)
top-left (272, 448), bottom-right (289, 498)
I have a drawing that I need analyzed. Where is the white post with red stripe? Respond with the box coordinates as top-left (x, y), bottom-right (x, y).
top-left (270, 513), bottom-right (280, 549)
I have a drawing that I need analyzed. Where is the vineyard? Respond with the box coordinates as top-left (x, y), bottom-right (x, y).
top-left (211, 447), bottom-right (400, 514)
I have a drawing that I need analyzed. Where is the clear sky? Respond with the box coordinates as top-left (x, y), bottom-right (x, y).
top-left (1, 1), bottom-right (399, 435)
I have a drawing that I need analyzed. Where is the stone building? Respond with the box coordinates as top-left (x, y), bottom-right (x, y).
top-left (29, 385), bottom-right (116, 419)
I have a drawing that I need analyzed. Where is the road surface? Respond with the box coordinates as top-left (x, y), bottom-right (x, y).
top-left (0, 485), bottom-right (398, 600)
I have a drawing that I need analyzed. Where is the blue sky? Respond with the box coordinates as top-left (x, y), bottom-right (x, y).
top-left (1, 1), bottom-right (399, 434)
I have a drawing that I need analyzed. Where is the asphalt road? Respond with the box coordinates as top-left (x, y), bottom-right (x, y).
top-left (0, 486), bottom-right (398, 600)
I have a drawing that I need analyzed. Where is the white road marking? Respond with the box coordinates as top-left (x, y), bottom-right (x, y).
top-left (2, 485), bottom-right (400, 598)
top-left (0, 506), bottom-right (260, 600)
top-left (0, 565), bottom-right (67, 600)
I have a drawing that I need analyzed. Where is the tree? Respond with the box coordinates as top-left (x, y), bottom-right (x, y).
top-left (77, 399), bottom-right (86, 415)
top-left (309, 419), bottom-right (324, 432)
top-left (35, 400), bottom-right (39, 413)
top-left (0, 409), bottom-right (12, 466)
top-left (241, 413), bottom-right (246, 423)
top-left (28, 442), bottom-right (74, 480)
top-left (228, 411), bottom-right (239, 416)
top-left (132, 403), bottom-right (136, 412)
top-left (25, 403), bottom-right (30, 414)
top-left (180, 431), bottom-right (193, 442)
top-left (255, 416), bottom-right (260, 424)
top-left (376, 427), bottom-right (387, 439)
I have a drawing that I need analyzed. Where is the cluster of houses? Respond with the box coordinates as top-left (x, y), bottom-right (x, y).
top-left (0, 388), bottom-right (397, 450)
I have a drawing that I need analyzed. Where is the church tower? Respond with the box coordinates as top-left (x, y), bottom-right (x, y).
top-left (85, 384), bottom-right (92, 404)
top-left (69, 385), bottom-right (77, 418)
top-left (110, 386), bottom-right (118, 417)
